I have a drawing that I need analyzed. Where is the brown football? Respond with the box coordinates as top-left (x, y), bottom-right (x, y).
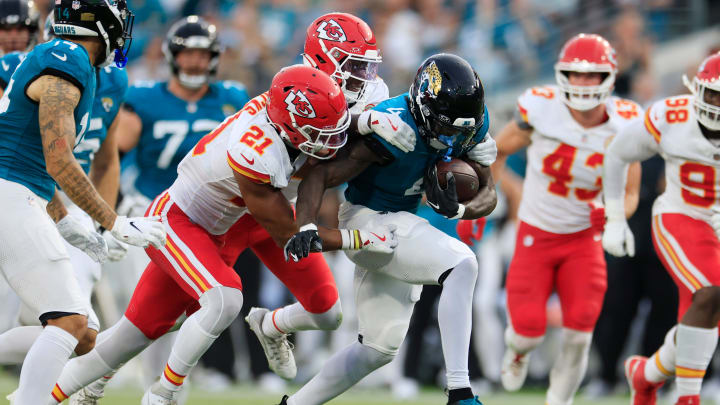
top-left (435, 158), bottom-right (480, 202)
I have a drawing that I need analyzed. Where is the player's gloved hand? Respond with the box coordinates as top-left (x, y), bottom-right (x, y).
top-left (710, 206), bottom-right (720, 240)
top-left (589, 202), bottom-right (606, 233)
top-left (56, 215), bottom-right (109, 263)
top-left (424, 165), bottom-right (466, 219)
top-left (357, 110), bottom-right (416, 153)
top-left (457, 217), bottom-right (487, 246)
top-left (101, 229), bottom-right (129, 261)
top-left (110, 215), bottom-right (166, 249)
top-left (601, 199), bottom-right (634, 257)
top-left (341, 225), bottom-right (399, 253)
top-left (284, 223), bottom-right (323, 263)
top-left (466, 136), bottom-right (497, 166)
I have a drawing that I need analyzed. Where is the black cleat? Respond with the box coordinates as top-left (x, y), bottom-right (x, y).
top-left (277, 395), bottom-right (289, 405)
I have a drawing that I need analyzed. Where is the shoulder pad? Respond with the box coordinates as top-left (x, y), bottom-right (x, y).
top-left (517, 85), bottom-right (559, 127)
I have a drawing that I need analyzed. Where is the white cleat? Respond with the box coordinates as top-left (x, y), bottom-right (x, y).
top-left (501, 348), bottom-right (530, 392)
top-left (141, 382), bottom-right (177, 405)
top-left (245, 307), bottom-right (297, 380)
top-left (69, 387), bottom-right (103, 405)
top-left (6, 389), bottom-right (15, 404)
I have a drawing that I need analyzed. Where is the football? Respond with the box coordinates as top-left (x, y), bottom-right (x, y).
top-left (435, 158), bottom-right (480, 202)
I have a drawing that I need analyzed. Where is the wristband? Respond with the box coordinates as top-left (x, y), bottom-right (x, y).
top-left (340, 229), bottom-right (362, 250)
top-left (299, 223), bottom-right (318, 232)
top-left (357, 110), bottom-right (373, 135)
top-left (449, 204), bottom-right (466, 220)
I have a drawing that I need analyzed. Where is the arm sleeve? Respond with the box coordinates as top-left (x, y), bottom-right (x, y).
top-left (603, 117), bottom-right (660, 204)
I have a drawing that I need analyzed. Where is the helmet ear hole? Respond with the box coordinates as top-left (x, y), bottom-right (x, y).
top-left (282, 122), bottom-right (295, 134)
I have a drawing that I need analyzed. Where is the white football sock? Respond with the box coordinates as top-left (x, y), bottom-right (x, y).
top-left (546, 328), bottom-right (593, 405)
top-left (16, 325), bottom-right (77, 404)
top-left (0, 325), bottom-right (42, 364)
top-left (53, 316), bottom-right (152, 402)
top-left (159, 287), bottom-right (243, 393)
top-left (644, 325), bottom-right (677, 383)
top-left (262, 301), bottom-right (342, 339)
top-left (288, 341), bottom-right (394, 405)
top-left (438, 257), bottom-right (478, 389)
top-left (675, 324), bottom-right (718, 397)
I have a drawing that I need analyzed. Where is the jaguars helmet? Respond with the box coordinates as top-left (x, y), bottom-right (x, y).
top-left (0, 0), bottom-right (39, 51)
top-left (409, 53), bottom-right (486, 152)
top-left (163, 16), bottom-right (221, 90)
top-left (52, 0), bottom-right (134, 67)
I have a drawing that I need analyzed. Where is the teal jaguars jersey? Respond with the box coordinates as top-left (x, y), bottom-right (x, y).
top-left (74, 66), bottom-right (128, 173)
top-left (0, 51), bottom-right (25, 89)
top-left (126, 80), bottom-right (250, 199)
top-left (0, 38), bottom-right (96, 201)
top-left (345, 93), bottom-right (490, 213)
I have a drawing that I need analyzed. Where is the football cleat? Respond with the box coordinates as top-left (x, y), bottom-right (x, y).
top-left (69, 387), bottom-right (103, 405)
top-left (245, 307), bottom-right (297, 380)
top-left (277, 395), bottom-right (290, 405)
top-left (676, 395), bottom-right (701, 405)
top-left (500, 349), bottom-right (530, 392)
top-left (625, 355), bottom-right (664, 405)
top-left (449, 396), bottom-right (483, 405)
top-left (141, 381), bottom-right (177, 405)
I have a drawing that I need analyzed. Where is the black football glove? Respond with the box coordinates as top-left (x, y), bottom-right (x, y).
top-left (284, 224), bottom-right (323, 262)
top-left (424, 165), bottom-right (465, 219)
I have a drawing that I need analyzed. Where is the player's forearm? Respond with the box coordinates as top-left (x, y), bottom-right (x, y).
top-left (317, 227), bottom-right (343, 251)
top-left (46, 190), bottom-right (68, 223)
top-left (623, 162), bottom-right (641, 219)
top-left (463, 184), bottom-right (497, 219)
top-left (296, 168), bottom-right (329, 227)
top-left (48, 153), bottom-right (117, 229)
top-left (603, 121), bottom-right (656, 203)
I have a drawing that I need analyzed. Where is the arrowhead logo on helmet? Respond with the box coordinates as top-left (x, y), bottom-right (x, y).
top-left (316, 19), bottom-right (346, 42)
top-left (284, 90), bottom-right (317, 119)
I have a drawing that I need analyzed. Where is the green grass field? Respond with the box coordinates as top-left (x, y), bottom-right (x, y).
top-left (0, 372), bottom-right (635, 405)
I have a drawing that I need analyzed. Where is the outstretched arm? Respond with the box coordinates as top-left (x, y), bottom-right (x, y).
top-left (28, 75), bottom-right (117, 229)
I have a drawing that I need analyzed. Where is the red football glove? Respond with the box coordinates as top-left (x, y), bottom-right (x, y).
top-left (456, 217), bottom-right (487, 246)
top-left (589, 202), bottom-right (606, 232)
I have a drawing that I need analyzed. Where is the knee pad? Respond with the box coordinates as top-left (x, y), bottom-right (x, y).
top-left (359, 343), bottom-right (395, 369)
top-left (306, 283), bottom-right (339, 314)
top-left (197, 286), bottom-right (244, 336)
top-left (307, 300), bottom-right (342, 331)
top-left (505, 326), bottom-right (543, 354)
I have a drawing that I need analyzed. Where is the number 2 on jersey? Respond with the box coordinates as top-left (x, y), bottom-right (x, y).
top-left (542, 143), bottom-right (603, 200)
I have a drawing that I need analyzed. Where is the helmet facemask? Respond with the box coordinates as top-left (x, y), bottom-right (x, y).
top-left (685, 74), bottom-right (720, 131)
top-left (163, 17), bottom-right (220, 90)
top-left (282, 109), bottom-right (350, 160)
top-left (555, 65), bottom-right (614, 111)
top-left (328, 48), bottom-right (380, 105)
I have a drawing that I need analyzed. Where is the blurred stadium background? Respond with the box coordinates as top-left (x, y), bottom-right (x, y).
top-left (2, 0), bottom-right (720, 404)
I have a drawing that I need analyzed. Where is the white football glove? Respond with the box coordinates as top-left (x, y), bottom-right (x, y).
top-left (56, 215), bottom-right (109, 263)
top-left (358, 110), bottom-right (416, 153)
top-left (110, 215), bottom-right (166, 249)
top-left (710, 207), bottom-right (720, 240)
top-left (466, 135), bottom-right (497, 166)
top-left (102, 229), bottom-right (129, 261)
top-left (602, 199), bottom-right (635, 257)
top-left (341, 224), bottom-right (399, 254)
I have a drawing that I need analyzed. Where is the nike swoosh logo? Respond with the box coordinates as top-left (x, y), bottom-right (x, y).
top-left (427, 201), bottom-right (440, 210)
top-left (51, 52), bottom-right (67, 61)
top-left (370, 232), bottom-right (386, 242)
top-left (386, 117), bottom-right (398, 131)
top-left (240, 154), bottom-right (254, 165)
top-left (1, 61), bottom-right (8, 71)
top-left (129, 221), bottom-right (141, 232)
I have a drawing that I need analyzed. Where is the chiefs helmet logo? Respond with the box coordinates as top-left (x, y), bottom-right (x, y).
top-left (419, 61), bottom-right (442, 97)
top-left (284, 90), bottom-right (317, 119)
top-left (316, 19), bottom-right (347, 42)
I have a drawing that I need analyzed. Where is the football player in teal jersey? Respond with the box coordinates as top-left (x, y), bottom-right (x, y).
top-left (0, 11), bottom-right (131, 381)
top-left (281, 54), bottom-right (498, 405)
top-left (0, 1), bottom-right (166, 403)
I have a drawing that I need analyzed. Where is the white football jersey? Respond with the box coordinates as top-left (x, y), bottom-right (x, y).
top-left (517, 85), bottom-right (643, 233)
top-left (168, 92), bottom-right (307, 235)
top-left (646, 95), bottom-right (720, 223)
top-left (349, 77), bottom-right (389, 115)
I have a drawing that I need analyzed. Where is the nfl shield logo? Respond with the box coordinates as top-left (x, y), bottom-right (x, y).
top-left (72, 0), bottom-right (81, 10)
